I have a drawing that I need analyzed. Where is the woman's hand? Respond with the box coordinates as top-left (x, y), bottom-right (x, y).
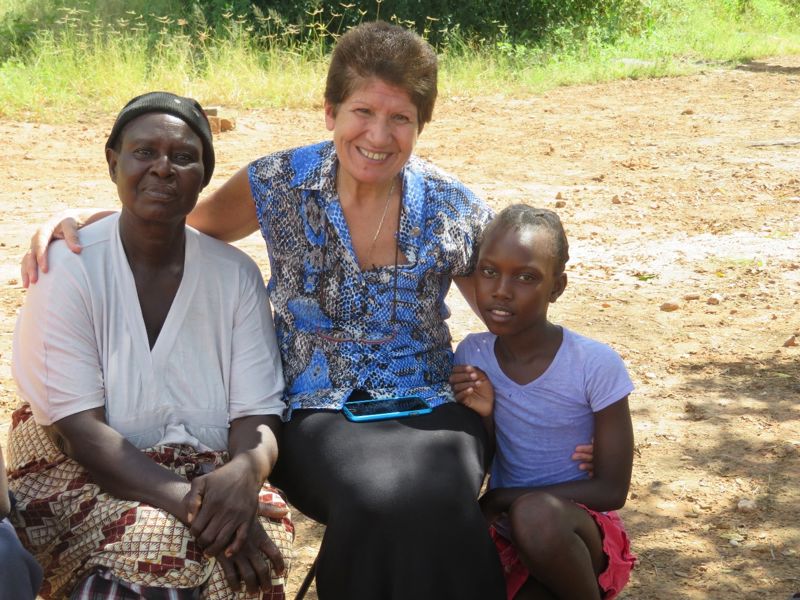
top-left (184, 458), bottom-right (262, 558)
top-left (449, 365), bottom-right (494, 417)
top-left (21, 209), bottom-right (114, 287)
top-left (217, 519), bottom-right (286, 593)
top-left (572, 441), bottom-right (595, 478)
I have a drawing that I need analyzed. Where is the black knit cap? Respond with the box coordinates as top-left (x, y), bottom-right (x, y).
top-left (106, 91), bottom-right (215, 187)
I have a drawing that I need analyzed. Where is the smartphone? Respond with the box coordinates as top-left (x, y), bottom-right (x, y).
top-left (342, 395), bottom-right (432, 422)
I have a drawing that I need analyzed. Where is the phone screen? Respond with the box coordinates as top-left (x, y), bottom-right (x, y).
top-left (344, 396), bottom-right (430, 417)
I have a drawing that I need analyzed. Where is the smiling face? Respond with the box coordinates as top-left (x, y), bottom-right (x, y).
top-left (107, 113), bottom-right (204, 225)
top-left (474, 224), bottom-right (568, 338)
top-left (325, 77), bottom-right (419, 188)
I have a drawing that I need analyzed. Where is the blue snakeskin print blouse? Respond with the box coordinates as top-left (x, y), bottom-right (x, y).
top-left (249, 141), bottom-right (492, 418)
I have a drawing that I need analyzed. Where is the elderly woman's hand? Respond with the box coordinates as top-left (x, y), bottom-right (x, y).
top-left (217, 519), bottom-right (286, 593)
top-left (184, 458), bottom-right (264, 558)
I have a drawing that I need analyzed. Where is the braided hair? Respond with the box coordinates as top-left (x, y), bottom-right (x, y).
top-left (482, 204), bottom-right (570, 274)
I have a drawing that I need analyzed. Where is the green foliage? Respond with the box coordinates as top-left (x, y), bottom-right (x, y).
top-left (0, 0), bottom-right (798, 120)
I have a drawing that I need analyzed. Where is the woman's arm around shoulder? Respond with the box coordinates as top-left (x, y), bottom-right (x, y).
top-left (481, 396), bottom-right (633, 521)
top-left (188, 166), bottom-right (259, 242)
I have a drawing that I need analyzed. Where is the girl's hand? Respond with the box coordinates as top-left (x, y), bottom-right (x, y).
top-left (449, 365), bottom-right (494, 417)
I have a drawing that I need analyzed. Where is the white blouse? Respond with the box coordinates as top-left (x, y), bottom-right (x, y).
top-left (13, 213), bottom-right (285, 451)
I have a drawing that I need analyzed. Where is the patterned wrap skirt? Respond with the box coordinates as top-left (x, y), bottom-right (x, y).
top-left (6, 405), bottom-right (294, 599)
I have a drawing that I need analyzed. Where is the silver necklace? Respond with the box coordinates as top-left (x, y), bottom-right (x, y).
top-left (365, 177), bottom-right (396, 267)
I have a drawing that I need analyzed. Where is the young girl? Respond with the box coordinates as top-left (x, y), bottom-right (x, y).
top-left (451, 205), bottom-right (636, 600)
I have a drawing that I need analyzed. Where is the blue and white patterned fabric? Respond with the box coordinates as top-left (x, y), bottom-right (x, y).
top-left (249, 141), bottom-right (492, 418)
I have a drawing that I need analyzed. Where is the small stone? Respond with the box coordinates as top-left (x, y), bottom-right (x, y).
top-left (660, 302), bottom-right (680, 312)
top-left (207, 115), bottom-right (221, 134)
top-left (729, 539), bottom-right (740, 547)
top-left (682, 108), bottom-right (694, 115)
top-left (737, 498), bottom-right (757, 513)
top-left (611, 195), bottom-right (621, 204)
top-left (683, 293), bottom-right (700, 301)
top-left (707, 294), bottom-right (723, 305)
top-left (555, 200), bottom-right (567, 208)
top-left (555, 191), bottom-right (563, 199)
top-left (783, 335), bottom-right (797, 347)
top-left (219, 117), bottom-right (236, 132)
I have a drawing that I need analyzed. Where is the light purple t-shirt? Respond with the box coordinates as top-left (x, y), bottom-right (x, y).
top-left (454, 328), bottom-right (634, 490)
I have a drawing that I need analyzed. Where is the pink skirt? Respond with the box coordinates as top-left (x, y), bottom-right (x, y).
top-left (490, 504), bottom-right (636, 600)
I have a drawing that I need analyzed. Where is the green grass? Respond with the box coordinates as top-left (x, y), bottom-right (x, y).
top-left (0, 0), bottom-right (798, 121)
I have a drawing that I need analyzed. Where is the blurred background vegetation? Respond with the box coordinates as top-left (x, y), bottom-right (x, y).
top-left (1, 0), bottom-right (798, 119)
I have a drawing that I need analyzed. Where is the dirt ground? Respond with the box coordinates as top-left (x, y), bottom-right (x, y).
top-left (1, 55), bottom-right (799, 599)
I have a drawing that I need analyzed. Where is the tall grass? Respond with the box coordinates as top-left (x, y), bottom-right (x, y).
top-left (0, 0), bottom-right (798, 121)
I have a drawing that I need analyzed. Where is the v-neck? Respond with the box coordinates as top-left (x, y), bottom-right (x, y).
top-left (490, 331), bottom-right (567, 389)
top-left (111, 216), bottom-right (200, 378)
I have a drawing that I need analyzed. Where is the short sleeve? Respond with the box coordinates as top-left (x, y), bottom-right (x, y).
top-left (432, 178), bottom-right (493, 278)
top-left (454, 334), bottom-right (477, 365)
top-left (584, 344), bottom-right (634, 413)
top-left (12, 248), bottom-right (105, 425)
top-left (404, 157), bottom-right (493, 277)
top-left (228, 259), bottom-right (286, 420)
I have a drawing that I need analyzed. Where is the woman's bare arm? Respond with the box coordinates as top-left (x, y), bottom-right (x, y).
top-left (52, 408), bottom-right (192, 520)
top-left (187, 166), bottom-right (259, 242)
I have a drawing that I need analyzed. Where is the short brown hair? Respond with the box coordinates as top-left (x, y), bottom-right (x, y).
top-left (325, 21), bottom-right (438, 131)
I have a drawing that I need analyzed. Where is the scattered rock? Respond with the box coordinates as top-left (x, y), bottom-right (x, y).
top-left (783, 335), bottom-right (797, 347)
top-left (683, 293), bottom-right (700, 301)
top-left (207, 114), bottom-right (236, 134)
top-left (737, 498), bottom-right (757, 513)
top-left (707, 294), bottom-right (723, 305)
top-left (682, 108), bottom-right (695, 115)
top-left (555, 200), bottom-right (567, 208)
top-left (660, 301), bottom-right (680, 312)
top-left (611, 194), bottom-right (621, 204)
top-left (555, 191), bottom-right (563, 199)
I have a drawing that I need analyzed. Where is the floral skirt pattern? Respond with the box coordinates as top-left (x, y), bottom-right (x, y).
top-left (6, 404), bottom-right (294, 599)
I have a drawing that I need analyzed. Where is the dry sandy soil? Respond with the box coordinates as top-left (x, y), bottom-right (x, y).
top-left (1, 56), bottom-right (798, 599)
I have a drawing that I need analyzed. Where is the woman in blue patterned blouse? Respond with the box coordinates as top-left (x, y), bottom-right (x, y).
top-left (23, 21), bottom-right (590, 600)
top-left (218, 22), bottom-right (508, 598)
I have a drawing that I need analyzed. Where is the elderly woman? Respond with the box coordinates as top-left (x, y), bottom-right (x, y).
top-left (9, 92), bottom-right (292, 599)
top-left (23, 22), bottom-right (594, 599)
